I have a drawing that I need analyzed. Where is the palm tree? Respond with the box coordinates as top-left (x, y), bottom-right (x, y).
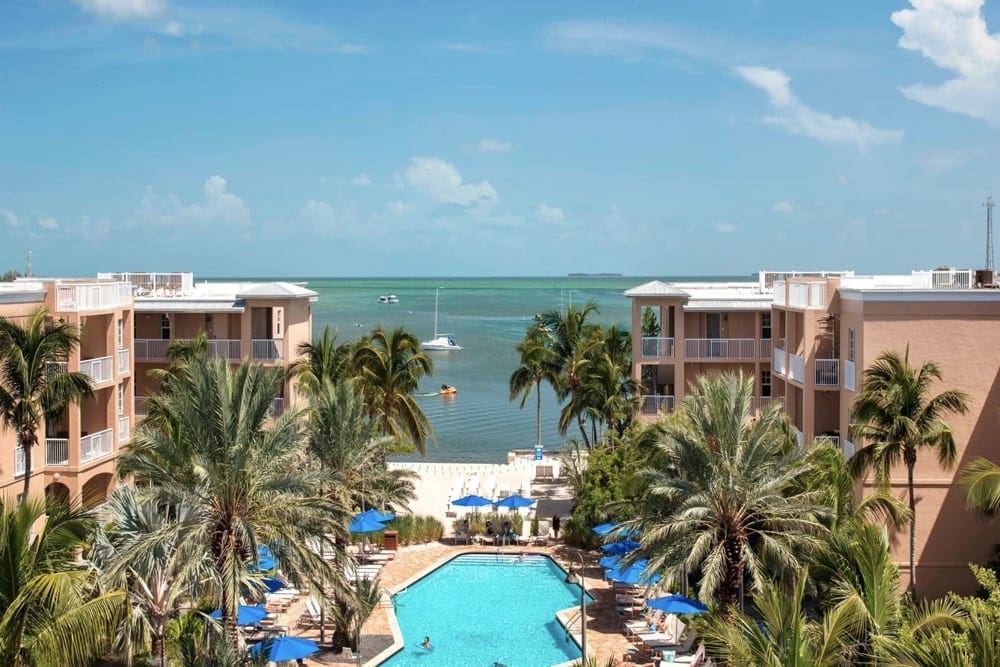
top-left (119, 357), bottom-right (348, 656)
top-left (0, 497), bottom-right (126, 665)
top-left (509, 328), bottom-right (560, 450)
top-left (633, 372), bottom-right (830, 614)
top-left (0, 309), bottom-right (94, 499)
top-left (959, 457), bottom-right (1000, 516)
top-left (574, 346), bottom-right (639, 440)
top-left (849, 347), bottom-right (970, 597)
top-left (288, 326), bottom-right (355, 396)
top-left (352, 325), bottom-right (433, 455)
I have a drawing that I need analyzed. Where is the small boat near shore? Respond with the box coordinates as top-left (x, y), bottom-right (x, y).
top-left (439, 384), bottom-right (457, 395)
top-left (378, 294), bottom-right (399, 304)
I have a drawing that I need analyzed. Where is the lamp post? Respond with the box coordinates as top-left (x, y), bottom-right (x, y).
top-left (565, 552), bottom-right (587, 662)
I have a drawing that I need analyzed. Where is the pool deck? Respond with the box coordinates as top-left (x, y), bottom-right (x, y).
top-left (285, 540), bottom-right (660, 666)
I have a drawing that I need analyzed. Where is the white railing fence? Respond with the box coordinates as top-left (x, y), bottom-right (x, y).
top-left (760, 338), bottom-right (772, 358)
top-left (135, 396), bottom-right (149, 417)
top-left (911, 269), bottom-right (974, 290)
top-left (80, 429), bottom-right (114, 464)
top-left (134, 339), bottom-right (171, 360)
top-left (773, 347), bottom-right (788, 377)
top-left (252, 339), bottom-right (283, 360)
top-left (117, 348), bottom-right (130, 374)
top-left (117, 416), bottom-right (130, 444)
top-left (641, 394), bottom-right (675, 416)
top-left (641, 337), bottom-right (675, 358)
top-left (815, 435), bottom-right (840, 448)
top-left (685, 338), bottom-right (756, 359)
top-left (268, 398), bottom-right (285, 419)
top-left (45, 438), bottom-right (69, 465)
top-left (56, 282), bottom-right (132, 312)
top-left (789, 352), bottom-right (805, 383)
top-left (207, 339), bottom-right (242, 360)
top-left (844, 359), bottom-right (857, 391)
top-left (80, 356), bottom-right (113, 385)
top-left (788, 282), bottom-right (827, 309)
top-left (815, 359), bottom-right (839, 386)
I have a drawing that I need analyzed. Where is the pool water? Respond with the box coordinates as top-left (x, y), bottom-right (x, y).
top-left (382, 553), bottom-right (591, 666)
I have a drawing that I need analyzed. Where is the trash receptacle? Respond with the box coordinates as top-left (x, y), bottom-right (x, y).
top-left (383, 530), bottom-right (398, 551)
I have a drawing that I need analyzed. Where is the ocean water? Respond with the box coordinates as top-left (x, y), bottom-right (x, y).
top-left (300, 276), bottom-right (742, 463)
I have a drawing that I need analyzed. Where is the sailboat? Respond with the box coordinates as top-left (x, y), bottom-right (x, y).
top-left (422, 287), bottom-right (462, 351)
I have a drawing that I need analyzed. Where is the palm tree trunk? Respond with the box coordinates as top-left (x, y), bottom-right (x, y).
top-left (908, 458), bottom-right (917, 598)
top-left (20, 428), bottom-right (34, 501)
top-left (535, 379), bottom-right (542, 448)
top-left (153, 629), bottom-right (166, 667)
top-left (577, 418), bottom-right (590, 449)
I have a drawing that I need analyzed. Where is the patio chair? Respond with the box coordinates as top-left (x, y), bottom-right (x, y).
top-left (516, 524), bottom-right (533, 545)
top-left (534, 521), bottom-right (551, 546)
top-left (646, 629), bottom-right (696, 654)
top-left (672, 643), bottom-right (706, 666)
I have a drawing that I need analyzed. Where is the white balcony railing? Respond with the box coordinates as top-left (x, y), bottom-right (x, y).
top-left (56, 282), bottom-right (132, 312)
top-left (45, 438), bottom-right (69, 466)
top-left (788, 282), bottom-right (827, 309)
top-left (641, 337), bottom-right (675, 358)
top-left (135, 396), bottom-right (149, 417)
top-left (134, 339), bottom-right (243, 361)
top-left (134, 339), bottom-right (170, 360)
top-left (760, 338), bottom-right (772, 358)
top-left (80, 356), bottom-right (114, 385)
top-left (815, 434), bottom-right (840, 448)
top-left (641, 395), bottom-right (675, 416)
top-left (685, 338), bottom-right (756, 359)
top-left (773, 281), bottom-right (786, 306)
top-left (14, 446), bottom-right (26, 477)
top-left (794, 429), bottom-right (804, 447)
top-left (815, 359), bottom-right (839, 386)
top-left (758, 396), bottom-right (784, 412)
top-left (80, 429), bottom-right (114, 464)
top-left (117, 416), bottom-right (130, 444)
top-left (207, 339), bottom-right (242, 360)
top-left (773, 347), bottom-right (788, 377)
top-left (268, 398), bottom-right (285, 419)
top-left (844, 360), bottom-right (856, 391)
top-left (252, 339), bottom-right (283, 361)
top-left (842, 439), bottom-right (856, 458)
top-left (117, 348), bottom-right (130, 374)
top-left (912, 269), bottom-right (974, 290)
top-left (789, 352), bottom-right (805, 383)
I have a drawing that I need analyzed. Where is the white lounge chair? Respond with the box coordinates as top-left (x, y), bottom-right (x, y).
top-left (516, 524), bottom-right (533, 545)
top-left (534, 521), bottom-right (551, 546)
top-left (672, 643), bottom-right (706, 666)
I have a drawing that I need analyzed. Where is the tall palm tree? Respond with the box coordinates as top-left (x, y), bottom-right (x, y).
top-left (288, 326), bottom-right (355, 396)
top-left (632, 372), bottom-right (830, 614)
top-left (849, 347), bottom-right (970, 597)
top-left (0, 309), bottom-right (94, 499)
top-left (352, 326), bottom-right (433, 455)
top-left (119, 358), bottom-right (348, 656)
top-left (574, 347), bottom-right (640, 440)
top-left (509, 328), bottom-right (560, 450)
top-left (0, 497), bottom-right (126, 665)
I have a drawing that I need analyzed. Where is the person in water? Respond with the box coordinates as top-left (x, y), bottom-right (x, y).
top-left (421, 636), bottom-right (432, 649)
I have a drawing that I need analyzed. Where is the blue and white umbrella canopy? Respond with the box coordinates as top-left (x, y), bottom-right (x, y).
top-left (349, 515), bottom-right (387, 533)
top-left (598, 554), bottom-right (621, 569)
top-left (494, 494), bottom-right (535, 509)
top-left (600, 539), bottom-right (641, 554)
top-left (646, 594), bottom-right (709, 615)
top-left (592, 521), bottom-right (622, 535)
top-left (355, 508), bottom-right (395, 523)
top-left (250, 636), bottom-right (320, 661)
top-left (605, 559), bottom-right (661, 586)
top-left (208, 604), bottom-right (268, 626)
top-left (451, 494), bottom-right (493, 507)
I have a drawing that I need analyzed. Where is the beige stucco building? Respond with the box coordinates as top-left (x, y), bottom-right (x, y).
top-left (628, 268), bottom-right (1000, 598)
top-left (0, 272), bottom-right (317, 507)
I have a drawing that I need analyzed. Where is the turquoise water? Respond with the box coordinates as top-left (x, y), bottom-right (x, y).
top-left (383, 553), bottom-right (592, 667)
top-left (295, 275), bottom-right (745, 463)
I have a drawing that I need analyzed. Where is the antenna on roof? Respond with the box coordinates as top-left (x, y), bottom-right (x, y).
top-left (986, 195), bottom-right (995, 272)
top-left (25, 248), bottom-right (32, 278)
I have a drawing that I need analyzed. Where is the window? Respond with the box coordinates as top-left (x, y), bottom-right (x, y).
top-left (761, 313), bottom-right (771, 339)
top-left (117, 383), bottom-right (125, 415)
top-left (117, 318), bottom-right (124, 349)
top-left (160, 315), bottom-right (171, 341)
top-left (848, 328), bottom-right (855, 362)
top-left (761, 370), bottom-right (772, 397)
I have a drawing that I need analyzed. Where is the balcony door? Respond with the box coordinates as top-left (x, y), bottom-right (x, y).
top-left (707, 313), bottom-right (722, 357)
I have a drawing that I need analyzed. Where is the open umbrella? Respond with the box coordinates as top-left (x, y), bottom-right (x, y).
top-left (646, 594), bottom-right (708, 615)
top-left (356, 508), bottom-right (395, 523)
top-left (247, 544), bottom-right (278, 572)
top-left (208, 605), bottom-right (268, 626)
top-left (349, 515), bottom-right (387, 533)
top-left (606, 559), bottom-right (661, 586)
top-left (592, 521), bottom-right (622, 535)
top-left (250, 636), bottom-right (320, 661)
top-left (495, 494), bottom-right (535, 509)
top-left (451, 494), bottom-right (493, 507)
top-left (601, 539), bottom-right (641, 554)
top-left (598, 554), bottom-right (621, 569)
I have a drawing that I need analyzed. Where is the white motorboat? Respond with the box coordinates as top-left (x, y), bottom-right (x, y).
top-left (422, 287), bottom-right (462, 351)
top-left (377, 294), bottom-right (399, 304)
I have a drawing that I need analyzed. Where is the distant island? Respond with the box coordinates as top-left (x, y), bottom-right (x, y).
top-left (568, 272), bottom-right (624, 277)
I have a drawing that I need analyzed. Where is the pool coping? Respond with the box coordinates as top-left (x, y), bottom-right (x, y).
top-left (368, 550), bottom-right (590, 667)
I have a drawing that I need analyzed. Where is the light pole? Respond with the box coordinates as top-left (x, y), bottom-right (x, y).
top-left (565, 552), bottom-right (587, 661)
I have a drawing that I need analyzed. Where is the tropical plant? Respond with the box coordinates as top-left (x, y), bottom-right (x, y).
top-left (352, 325), bottom-right (434, 455)
top-left (288, 325), bottom-right (355, 396)
top-left (574, 344), bottom-right (639, 439)
top-left (960, 457), bottom-right (1000, 516)
top-left (328, 576), bottom-right (381, 654)
top-left (0, 309), bottom-right (94, 499)
top-left (119, 357), bottom-right (349, 656)
top-left (641, 306), bottom-right (659, 337)
top-left (849, 347), bottom-right (970, 597)
top-left (509, 327), bottom-right (560, 449)
top-left (0, 497), bottom-right (126, 665)
top-left (632, 372), bottom-right (830, 614)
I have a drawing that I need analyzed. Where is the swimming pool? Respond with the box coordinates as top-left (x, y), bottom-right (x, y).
top-left (382, 553), bottom-right (592, 666)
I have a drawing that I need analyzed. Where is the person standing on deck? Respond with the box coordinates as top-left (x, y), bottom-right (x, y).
top-left (552, 513), bottom-right (561, 541)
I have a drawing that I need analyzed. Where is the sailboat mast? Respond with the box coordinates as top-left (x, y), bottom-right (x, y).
top-left (434, 287), bottom-right (440, 338)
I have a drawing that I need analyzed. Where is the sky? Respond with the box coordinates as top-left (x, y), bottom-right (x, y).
top-left (1, 0), bottom-right (999, 278)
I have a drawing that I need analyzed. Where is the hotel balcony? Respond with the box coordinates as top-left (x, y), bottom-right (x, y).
top-left (684, 338), bottom-right (757, 360)
top-left (45, 438), bottom-right (69, 466)
top-left (759, 338), bottom-right (772, 359)
top-left (641, 337), bottom-right (675, 358)
top-left (641, 394), bottom-right (675, 416)
top-left (134, 338), bottom-right (242, 361)
top-left (80, 356), bottom-right (114, 386)
top-left (55, 282), bottom-right (132, 312)
top-left (80, 429), bottom-right (114, 465)
top-left (252, 339), bottom-right (283, 361)
top-left (773, 346), bottom-right (788, 377)
top-left (815, 359), bottom-right (840, 387)
top-left (815, 434), bottom-right (840, 448)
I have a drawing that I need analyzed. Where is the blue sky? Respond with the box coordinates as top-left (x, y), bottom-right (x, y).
top-left (1, 0), bottom-right (998, 277)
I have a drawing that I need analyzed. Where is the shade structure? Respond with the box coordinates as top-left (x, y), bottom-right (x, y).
top-left (250, 635), bottom-right (320, 661)
top-left (248, 544), bottom-right (278, 572)
top-left (605, 559), bottom-right (661, 586)
top-left (494, 494), bottom-right (535, 509)
top-left (349, 516), bottom-right (387, 533)
top-left (592, 521), bottom-right (622, 535)
top-left (262, 576), bottom-right (286, 593)
top-left (646, 594), bottom-right (709, 615)
top-left (451, 494), bottom-right (493, 507)
top-left (208, 604), bottom-right (268, 626)
top-left (600, 539), bottom-right (641, 554)
top-left (356, 508), bottom-right (395, 523)
top-left (598, 554), bottom-right (621, 569)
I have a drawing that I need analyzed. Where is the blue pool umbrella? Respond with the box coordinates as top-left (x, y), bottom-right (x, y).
top-left (646, 594), bottom-right (709, 615)
top-left (349, 516), bottom-right (387, 533)
top-left (262, 576), bottom-right (285, 593)
top-left (592, 521), bottom-right (622, 535)
top-left (356, 508), bottom-right (395, 523)
top-left (601, 539), bottom-right (641, 554)
top-left (208, 605), bottom-right (268, 626)
top-left (451, 494), bottom-right (493, 507)
top-left (606, 559), bottom-right (661, 586)
top-left (495, 494), bottom-right (535, 508)
top-left (249, 636), bottom-right (319, 661)
top-left (599, 554), bottom-right (621, 569)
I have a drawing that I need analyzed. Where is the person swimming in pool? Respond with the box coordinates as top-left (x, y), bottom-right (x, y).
top-left (421, 636), bottom-right (432, 649)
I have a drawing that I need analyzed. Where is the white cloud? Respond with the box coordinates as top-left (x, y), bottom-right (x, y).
top-left (300, 199), bottom-right (337, 235)
top-left (772, 200), bottom-right (794, 214)
top-left (1, 209), bottom-right (22, 228)
top-left (892, 0), bottom-right (1000, 122)
top-left (158, 20), bottom-right (202, 38)
top-left (404, 157), bottom-right (499, 207)
top-left (135, 175), bottom-right (251, 227)
top-left (735, 66), bottom-right (903, 150)
top-left (37, 217), bottom-right (59, 230)
top-left (542, 20), bottom-right (746, 64)
top-left (1, 209), bottom-right (63, 235)
top-left (73, 0), bottom-right (166, 21)
top-left (536, 204), bottom-right (565, 224)
top-left (915, 148), bottom-right (973, 171)
top-left (715, 221), bottom-right (739, 234)
top-left (349, 173), bottom-right (374, 186)
top-left (477, 139), bottom-right (512, 152)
